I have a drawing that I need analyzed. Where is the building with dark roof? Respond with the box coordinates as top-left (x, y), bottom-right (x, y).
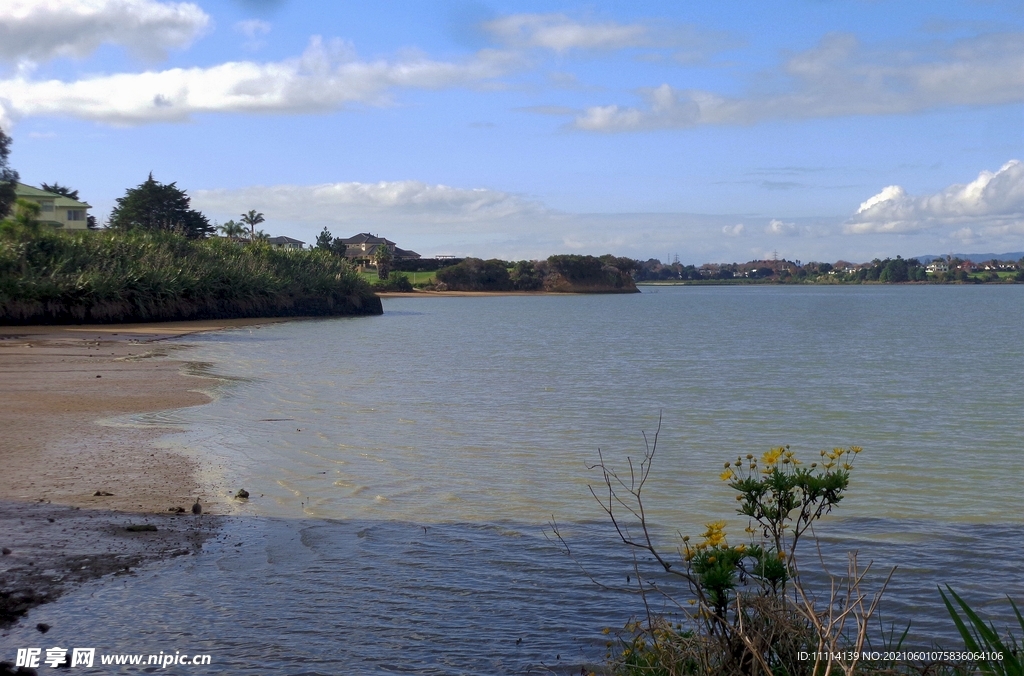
top-left (267, 236), bottom-right (304, 250)
top-left (339, 233), bottom-right (420, 263)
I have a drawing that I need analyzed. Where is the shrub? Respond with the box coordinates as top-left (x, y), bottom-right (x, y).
top-left (552, 422), bottom-right (895, 676)
top-left (0, 227), bottom-right (380, 323)
top-left (373, 272), bottom-right (414, 292)
top-left (434, 258), bottom-right (512, 291)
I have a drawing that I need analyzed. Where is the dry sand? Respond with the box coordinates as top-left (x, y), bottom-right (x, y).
top-left (0, 319), bottom-right (284, 630)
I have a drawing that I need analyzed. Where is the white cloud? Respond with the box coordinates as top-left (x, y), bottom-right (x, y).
top-left (0, 38), bottom-right (519, 127)
top-left (846, 160), bottom-right (1024, 234)
top-left (765, 219), bottom-right (799, 236)
top-left (574, 32), bottom-right (1024, 131)
top-left (483, 14), bottom-right (649, 53)
top-left (192, 181), bottom-right (541, 230)
top-left (949, 227), bottom-right (979, 244)
top-left (0, 0), bottom-right (209, 62)
top-left (722, 223), bottom-right (745, 236)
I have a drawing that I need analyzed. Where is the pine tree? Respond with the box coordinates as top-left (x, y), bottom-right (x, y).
top-left (108, 173), bottom-right (212, 238)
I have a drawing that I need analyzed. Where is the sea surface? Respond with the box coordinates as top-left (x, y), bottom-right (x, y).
top-left (5, 285), bottom-right (1024, 674)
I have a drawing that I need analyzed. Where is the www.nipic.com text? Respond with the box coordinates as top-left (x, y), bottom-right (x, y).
top-left (15, 647), bottom-right (212, 669)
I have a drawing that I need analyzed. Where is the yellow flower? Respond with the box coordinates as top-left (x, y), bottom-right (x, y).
top-left (719, 468), bottom-right (735, 481)
top-left (700, 521), bottom-right (727, 548)
top-left (762, 447), bottom-right (784, 465)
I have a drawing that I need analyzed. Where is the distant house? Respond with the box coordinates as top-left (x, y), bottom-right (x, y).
top-left (927, 260), bottom-right (949, 274)
top-left (268, 236), bottom-right (304, 250)
top-left (338, 233), bottom-right (420, 265)
top-left (13, 183), bottom-right (91, 230)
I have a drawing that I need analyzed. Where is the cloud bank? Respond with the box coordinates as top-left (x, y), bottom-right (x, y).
top-left (575, 32), bottom-right (1024, 131)
top-left (192, 181), bottom-right (540, 230)
top-left (0, 0), bottom-right (209, 62)
top-left (0, 38), bottom-right (517, 126)
top-left (846, 160), bottom-right (1024, 234)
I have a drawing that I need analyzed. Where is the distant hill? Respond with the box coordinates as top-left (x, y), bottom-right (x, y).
top-left (914, 252), bottom-right (1024, 263)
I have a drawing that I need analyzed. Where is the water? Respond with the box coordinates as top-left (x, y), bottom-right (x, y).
top-left (5, 286), bottom-right (1023, 673)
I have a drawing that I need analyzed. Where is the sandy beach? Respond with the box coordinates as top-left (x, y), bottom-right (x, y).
top-left (0, 319), bottom-right (282, 629)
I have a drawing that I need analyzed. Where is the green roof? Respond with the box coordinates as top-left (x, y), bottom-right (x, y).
top-left (14, 182), bottom-right (91, 208)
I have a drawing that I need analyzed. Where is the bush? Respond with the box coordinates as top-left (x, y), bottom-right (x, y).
top-left (552, 424), bottom-right (899, 676)
top-left (434, 258), bottom-right (512, 291)
top-left (510, 260), bottom-right (543, 291)
top-left (373, 272), bottom-right (414, 292)
top-left (0, 227), bottom-right (381, 323)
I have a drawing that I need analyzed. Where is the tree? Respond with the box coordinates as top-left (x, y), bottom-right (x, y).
top-left (240, 209), bottom-right (265, 241)
top-left (108, 174), bottom-right (212, 238)
top-left (2, 199), bottom-right (42, 235)
top-left (316, 227), bottom-right (334, 250)
top-left (316, 227), bottom-right (347, 257)
top-left (0, 126), bottom-right (19, 218)
top-left (372, 242), bottom-right (394, 280)
top-left (218, 219), bottom-right (247, 241)
top-left (40, 182), bottom-right (79, 200)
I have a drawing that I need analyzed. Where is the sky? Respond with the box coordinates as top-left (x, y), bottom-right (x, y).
top-left (2, 0), bottom-right (1024, 263)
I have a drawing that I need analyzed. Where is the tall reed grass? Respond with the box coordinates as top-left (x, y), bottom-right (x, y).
top-left (0, 226), bottom-right (381, 324)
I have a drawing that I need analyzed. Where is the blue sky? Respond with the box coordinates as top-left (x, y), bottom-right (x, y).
top-left (2, 0), bottom-right (1023, 263)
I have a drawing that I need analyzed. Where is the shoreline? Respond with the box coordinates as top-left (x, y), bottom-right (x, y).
top-left (0, 319), bottom-right (282, 628)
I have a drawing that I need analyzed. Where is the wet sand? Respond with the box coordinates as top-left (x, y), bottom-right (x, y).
top-left (0, 319), bottom-right (283, 629)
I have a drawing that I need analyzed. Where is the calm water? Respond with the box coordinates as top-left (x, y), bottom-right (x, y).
top-left (5, 286), bottom-right (1024, 673)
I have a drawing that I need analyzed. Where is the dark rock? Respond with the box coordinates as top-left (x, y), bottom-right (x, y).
top-left (1, 547), bottom-right (10, 555)
top-left (125, 524), bottom-right (157, 532)
top-left (234, 489), bottom-right (249, 499)
top-left (0, 660), bottom-right (39, 675)
top-left (92, 491), bottom-right (113, 496)
top-left (36, 622), bottom-right (50, 633)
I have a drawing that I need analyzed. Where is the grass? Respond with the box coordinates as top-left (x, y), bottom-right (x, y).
top-left (360, 269), bottom-right (437, 286)
top-left (0, 226), bottom-right (381, 324)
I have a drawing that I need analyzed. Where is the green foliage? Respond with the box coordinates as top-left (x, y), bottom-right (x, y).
top-left (509, 260), bottom-right (543, 290)
top-left (217, 220), bottom-right (247, 240)
top-left (941, 586), bottom-right (1023, 676)
top-left (372, 242), bottom-right (394, 279)
top-left (315, 227), bottom-right (334, 250)
top-left (583, 438), bottom-right (866, 676)
top-left (240, 210), bottom-right (265, 241)
top-left (546, 254), bottom-right (635, 289)
top-left (373, 271), bottom-right (414, 292)
top-left (108, 174), bottom-right (212, 238)
top-left (2, 199), bottom-right (43, 236)
top-left (0, 126), bottom-right (18, 218)
top-left (435, 257), bottom-right (512, 291)
top-left (39, 182), bottom-right (79, 200)
top-left (314, 227), bottom-right (349, 257)
top-left (0, 227), bottom-right (380, 324)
